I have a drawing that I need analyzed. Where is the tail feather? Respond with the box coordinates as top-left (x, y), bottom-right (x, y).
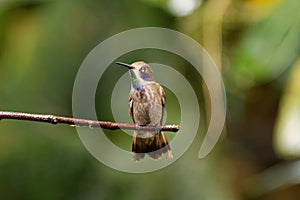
top-left (132, 131), bottom-right (173, 161)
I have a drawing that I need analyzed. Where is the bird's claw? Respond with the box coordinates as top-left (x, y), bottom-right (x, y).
top-left (135, 124), bottom-right (140, 130)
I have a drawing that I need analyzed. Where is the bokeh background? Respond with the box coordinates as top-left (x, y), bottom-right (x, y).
top-left (1, 0), bottom-right (300, 199)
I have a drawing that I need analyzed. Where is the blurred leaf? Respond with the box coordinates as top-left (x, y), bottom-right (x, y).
top-left (274, 57), bottom-right (300, 158)
top-left (228, 0), bottom-right (300, 89)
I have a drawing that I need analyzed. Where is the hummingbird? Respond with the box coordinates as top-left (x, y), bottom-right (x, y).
top-left (116, 61), bottom-right (173, 161)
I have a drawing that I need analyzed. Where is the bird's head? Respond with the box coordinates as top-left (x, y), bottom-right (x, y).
top-left (116, 61), bottom-right (154, 90)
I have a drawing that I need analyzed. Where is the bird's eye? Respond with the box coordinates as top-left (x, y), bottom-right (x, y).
top-left (140, 66), bottom-right (146, 73)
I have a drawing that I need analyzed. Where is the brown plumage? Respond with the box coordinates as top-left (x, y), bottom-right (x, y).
top-left (116, 61), bottom-right (173, 161)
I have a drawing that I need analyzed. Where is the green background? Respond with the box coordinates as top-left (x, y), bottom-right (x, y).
top-left (1, 0), bottom-right (300, 199)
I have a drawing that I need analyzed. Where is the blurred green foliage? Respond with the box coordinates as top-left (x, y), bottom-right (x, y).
top-left (228, 0), bottom-right (300, 90)
top-left (1, 0), bottom-right (300, 199)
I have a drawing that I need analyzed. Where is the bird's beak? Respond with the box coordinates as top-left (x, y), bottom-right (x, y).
top-left (116, 62), bottom-right (134, 69)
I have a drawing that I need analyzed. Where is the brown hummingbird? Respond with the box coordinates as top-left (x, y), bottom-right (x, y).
top-left (116, 61), bottom-right (173, 161)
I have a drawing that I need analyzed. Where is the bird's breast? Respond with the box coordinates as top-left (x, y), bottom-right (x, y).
top-left (130, 83), bottom-right (163, 125)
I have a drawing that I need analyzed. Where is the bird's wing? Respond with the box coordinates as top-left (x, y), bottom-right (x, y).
top-left (129, 95), bottom-right (135, 123)
top-left (159, 85), bottom-right (166, 125)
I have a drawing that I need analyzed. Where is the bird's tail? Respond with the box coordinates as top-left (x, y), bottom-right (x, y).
top-left (132, 131), bottom-right (173, 161)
